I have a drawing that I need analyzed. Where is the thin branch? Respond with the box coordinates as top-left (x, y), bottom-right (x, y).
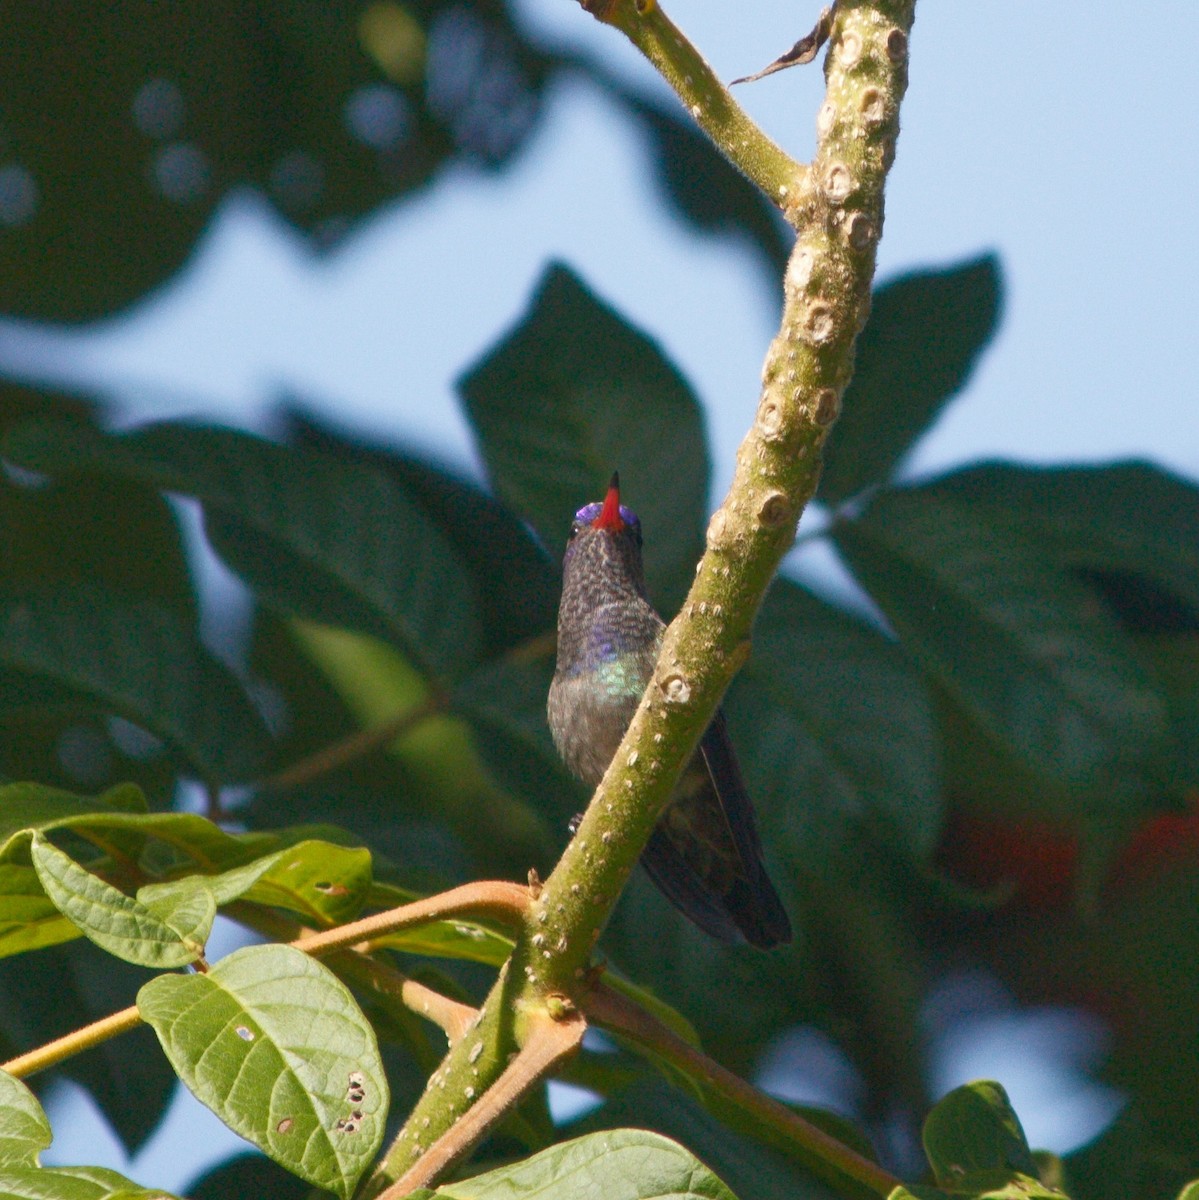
top-left (585, 983), bottom-right (900, 1197)
top-left (262, 693), bottom-right (448, 793)
top-left (580, 0), bottom-right (807, 217)
top-left (1, 1005), bottom-right (142, 1080)
top-left (2, 882), bottom-right (528, 1081)
top-left (291, 880), bottom-right (531, 958)
top-left (376, 1011), bottom-right (587, 1199)
top-left (330, 951), bottom-right (480, 1046)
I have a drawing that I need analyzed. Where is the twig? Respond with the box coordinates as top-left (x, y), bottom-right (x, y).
top-left (1, 1005), bottom-right (142, 1080)
top-left (585, 983), bottom-right (900, 1197)
top-left (376, 1011), bottom-right (587, 1199)
top-left (1, 881), bottom-right (529, 1081)
top-left (262, 693), bottom-right (447, 793)
top-left (580, 0), bottom-right (806, 217)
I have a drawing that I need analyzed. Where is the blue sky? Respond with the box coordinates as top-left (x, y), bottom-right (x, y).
top-left (12, 0), bottom-right (1198, 1187)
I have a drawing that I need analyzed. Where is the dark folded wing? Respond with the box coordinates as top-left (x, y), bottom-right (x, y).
top-left (639, 709), bottom-right (792, 948)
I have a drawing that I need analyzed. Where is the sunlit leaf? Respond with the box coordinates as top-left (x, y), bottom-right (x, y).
top-left (427, 1129), bottom-right (739, 1198)
top-left (31, 834), bottom-right (213, 968)
top-left (0, 1072), bottom-right (51, 1168)
top-left (138, 944), bottom-right (387, 1200)
top-left (0, 1165), bottom-right (181, 1199)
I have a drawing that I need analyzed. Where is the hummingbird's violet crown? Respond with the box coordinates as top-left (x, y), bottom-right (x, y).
top-left (575, 471), bottom-right (638, 532)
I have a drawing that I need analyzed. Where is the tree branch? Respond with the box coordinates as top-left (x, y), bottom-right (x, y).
top-left (580, 0), bottom-right (807, 217)
top-left (358, 1), bottom-right (915, 1190)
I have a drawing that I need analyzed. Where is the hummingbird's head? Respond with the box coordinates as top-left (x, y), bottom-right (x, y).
top-left (561, 472), bottom-right (647, 599)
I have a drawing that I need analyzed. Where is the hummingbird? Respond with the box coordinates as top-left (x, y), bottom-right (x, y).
top-left (547, 473), bottom-right (791, 948)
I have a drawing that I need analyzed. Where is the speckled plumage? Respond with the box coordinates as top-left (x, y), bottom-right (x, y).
top-left (547, 478), bottom-right (791, 948)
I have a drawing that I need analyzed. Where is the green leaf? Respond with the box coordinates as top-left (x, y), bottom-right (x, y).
top-left (926, 461), bottom-right (1199, 618)
top-left (0, 862), bottom-right (76, 959)
top-left (729, 578), bottom-right (941, 867)
top-left (287, 412), bottom-right (560, 655)
top-left (819, 256), bottom-right (1003, 504)
top-left (2, 420), bottom-right (483, 680)
top-left (458, 263), bottom-right (710, 614)
top-left (0, 472), bottom-right (194, 618)
top-left (30, 834), bottom-right (213, 968)
top-left (0, 785), bottom-right (374, 947)
top-left (834, 483), bottom-right (1170, 792)
top-left (0, 1165), bottom-right (180, 1199)
top-left (0, 1071), bottom-right (51, 1168)
top-left (614, 93), bottom-right (789, 280)
top-left (573, 1080), bottom-right (840, 1200)
top-left (227, 840), bottom-right (373, 926)
top-left (186, 1152), bottom-right (311, 1200)
top-left (0, 3), bottom-right (554, 321)
top-left (0, 585), bottom-right (269, 782)
top-left (922, 1081), bottom-right (1036, 1187)
top-left (428, 1129), bottom-right (739, 1199)
top-left (137, 943), bottom-right (388, 1200)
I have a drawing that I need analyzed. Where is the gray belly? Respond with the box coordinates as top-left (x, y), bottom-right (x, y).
top-left (547, 672), bottom-right (642, 787)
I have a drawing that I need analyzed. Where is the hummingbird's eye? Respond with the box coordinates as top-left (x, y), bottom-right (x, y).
top-left (567, 522), bottom-right (582, 541)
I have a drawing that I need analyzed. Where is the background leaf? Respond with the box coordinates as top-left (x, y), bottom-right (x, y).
top-left (458, 262), bottom-right (710, 615)
top-left (819, 255), bottom-right (1003, 505)
top-left (0, 0), bottom-right (555, 321)
top-left (429, 1128), bottom-right (740, 1199)
top-left (834, 479), bottom-right (1170, 795)
top-left (0, 585), bottom-right (270, 784)
top-left (2, 420), bottom-right (483, 681)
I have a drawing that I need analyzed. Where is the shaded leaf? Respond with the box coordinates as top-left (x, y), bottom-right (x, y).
top-left (138, 944), bottom-right (388, 1200)
top-left (614, 94), bottom-right (789, 278)
top-left (729, 578), bottom-right (940, 868)
top-left (30, 833), bottom-right (213, 968)
top-left (429, 1128), bottom-right (739, 1199)
top-left (820, 256), bottom-right (1003, 505)
top-left (0, 585), bottom-right (269, 783)
top-left (2, 420), bottom-right (483, 680)
top-left (459, 263), bottom-right (709, 614)
top-left (834, 483), bottom-right (1170, 793)
top-left (0, 1072), bottom-right (51, 1168)
top-left (0, 473), bottom-right (194, 619)
top-left (928, 461), bottom-right (1199, 617)
top-left (187, 1152), bottom-right (311, 1200)
top-left (287, 410), bottom-right (560, 654)
top-left (0, 1), bottom-right (553, 321)
top-left (922, 1081), bottom-right (1036, 1187)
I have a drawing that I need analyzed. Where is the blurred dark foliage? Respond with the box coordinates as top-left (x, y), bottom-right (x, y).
top-left (0, 5), bottom-right (1197, 1198)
